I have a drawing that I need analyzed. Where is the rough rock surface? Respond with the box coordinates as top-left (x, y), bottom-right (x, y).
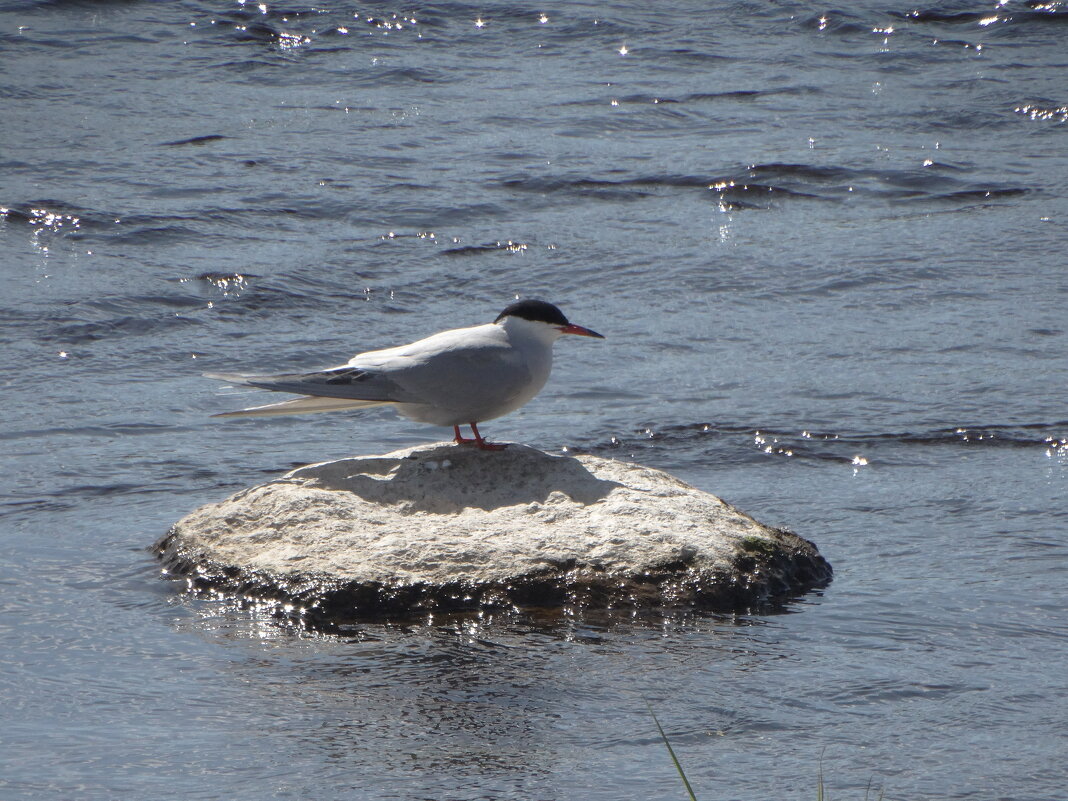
top-left (155, 443), bottom-right (831, 621)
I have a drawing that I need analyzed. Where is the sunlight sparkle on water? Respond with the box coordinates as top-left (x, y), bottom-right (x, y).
top-left (753, 431), bottom-right (793, 457)
top-left (277, 31), bottom-right (309, 48)
top-left (29, 208), bottom-right (80, 231)
top-left (851, 455), bottom-right (869, 477)
top-left (1015, 104), bottom-right (1068, 123)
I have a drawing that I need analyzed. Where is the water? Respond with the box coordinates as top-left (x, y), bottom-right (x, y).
top-left (2, 0), bottom-right (1066, 798)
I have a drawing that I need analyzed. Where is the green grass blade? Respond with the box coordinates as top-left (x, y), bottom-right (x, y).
top-left (646, 701), bottom-right (699, 801)
top-left (817, 747), bottom-right (826, 801)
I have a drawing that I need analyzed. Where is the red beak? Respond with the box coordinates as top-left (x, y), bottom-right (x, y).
top-left (559, 323), bottom-right (605, 339)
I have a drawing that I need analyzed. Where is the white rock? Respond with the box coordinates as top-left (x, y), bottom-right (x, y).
top-left (155, 443), bottom-right (830, 620)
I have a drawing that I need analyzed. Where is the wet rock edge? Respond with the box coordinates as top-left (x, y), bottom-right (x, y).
top-left (152, 526), bottom-right (832, 625)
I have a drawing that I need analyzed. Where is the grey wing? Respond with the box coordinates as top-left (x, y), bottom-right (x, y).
top-left (204, 367), bottom-right (423, 402)
top-left (377, 345), bottom-right (532, 409)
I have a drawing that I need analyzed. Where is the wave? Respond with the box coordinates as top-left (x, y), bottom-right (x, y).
top-left (43, 314), bottom-right (203, 344)
top-left (201, 5), bottom-right (423, 54)
top-left (441, 240), bottom-right (534, 256)
top-left (796, 11), bottom-right (872, 35)
top-left (160, 135), bottom-right (230, 147)
top-left (494, 162), bottom-right (1031, 210)
top-left (0, 199), bottom-right (384, 243)
top-left (560, 88), bottom-right (816, 108)
top-left (892, 5), bottom-right (1068, 27)
top-left (574, 421), bottom-right (1068, 464)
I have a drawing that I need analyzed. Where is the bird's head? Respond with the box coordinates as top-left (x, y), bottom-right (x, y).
top-left (494, 299), bottom-right (605, 342)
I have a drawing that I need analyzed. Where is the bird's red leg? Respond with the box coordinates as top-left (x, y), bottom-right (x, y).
top-left (469, 422), bottom-right (506, 451)
top-left (453, 425), bottom-right (475, 445)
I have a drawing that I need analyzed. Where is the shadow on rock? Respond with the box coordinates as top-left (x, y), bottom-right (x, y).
top-left (287, 443), bottom-right (624, 512)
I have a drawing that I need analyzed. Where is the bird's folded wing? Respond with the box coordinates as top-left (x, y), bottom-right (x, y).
top-left (204, 367), bottom-right (422, 402)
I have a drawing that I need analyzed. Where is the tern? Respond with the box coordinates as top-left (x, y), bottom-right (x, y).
top-left (206, 299), bottom-right (604, 450)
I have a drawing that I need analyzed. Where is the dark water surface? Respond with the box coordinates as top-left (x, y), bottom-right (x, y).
top-left (2, 1), bottom-right (1067, 798)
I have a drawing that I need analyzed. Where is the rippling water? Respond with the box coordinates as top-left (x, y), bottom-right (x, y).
top-left (2, 1), bottom-right (1067, 799)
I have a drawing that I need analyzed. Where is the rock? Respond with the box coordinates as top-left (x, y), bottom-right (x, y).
top-left (155, 443), bottom-right (831, 623)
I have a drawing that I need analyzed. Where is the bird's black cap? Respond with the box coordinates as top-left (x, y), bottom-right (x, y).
top-left (495, 299), bottom-right (570, 326)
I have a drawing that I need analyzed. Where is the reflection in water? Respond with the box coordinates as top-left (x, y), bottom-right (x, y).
top-left (176, 602), bottom-right (780, 795)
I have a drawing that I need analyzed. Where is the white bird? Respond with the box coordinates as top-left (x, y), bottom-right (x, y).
top-left (206, 299), bottom-right (604, 450)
